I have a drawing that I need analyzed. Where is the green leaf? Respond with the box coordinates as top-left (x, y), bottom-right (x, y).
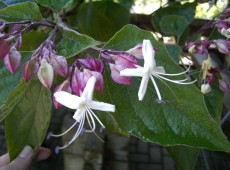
top-left (0, 2), bottom-right (43, 22)
top-left (0, 53), bottom-right (30, 121)
top-left (165, 44), bottom-right (182, 63)
top-left (204, 82), bottom-right (224, 123)
top-left (209, 28), bottom-right (226, 40)
top-left (3, 0), bottom-right (33, 5)
top-left (152, 4), bottom-right (195, 35)
top-left (98, 24), bottom-right (230, 152)
top-left (36, 0), bottom-right (74, 11)
top-left (74, 1), bottom-right (130, 41)
top-left (160, 15), bottom-right (188, 37)
top-left (56, 17), bottom-right (100, 58)
top-left (5, 79), bottom-right (52, 160)
top-left (20, 31), bottom-right (48, 51)
top-left (167, 146), bottom-right (199, 170)
top-left (0, 1), bottom-right (7, 9)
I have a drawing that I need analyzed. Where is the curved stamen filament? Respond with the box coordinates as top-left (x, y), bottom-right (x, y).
top-left (85, 108), bottom-right (96, 133)
top-left (156, 65), bottom-right (191, 76)
top-left (58, 113), bottom-right (85, 150)
top-left (154, 74), bottom-right (197, 85)
top-left (87, 108), bottom-right (105, 128)
top-left (51, 121), bottom-right (78, 137)
top-left (150, 75), bottom-right (162, 101)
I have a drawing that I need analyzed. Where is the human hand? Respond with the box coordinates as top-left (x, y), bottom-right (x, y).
top-left (0, 146), bottom-right (51, 170)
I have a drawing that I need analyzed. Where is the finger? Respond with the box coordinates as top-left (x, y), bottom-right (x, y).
top-left (0, 154), bottom-right (10, 167)
top-left (0, 146), bottom-right (33, 170)
top-left (35, 147), bottom-right (51, 161)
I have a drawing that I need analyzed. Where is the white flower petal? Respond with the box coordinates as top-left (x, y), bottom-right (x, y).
top-left (142, 39), bottom-right (156, 70)
top-left (120, 67), bottom-right (146, 77)
top-left (73, 109), bottom-right (86, 122)
top-left (88, 101), bottom-right (115, 112)
top-left (81, 76), bottom-right (96, 101)
top-left (138, 75), bottom-right (149, 101)
top-left (54, 91), bottom-right (82, 109)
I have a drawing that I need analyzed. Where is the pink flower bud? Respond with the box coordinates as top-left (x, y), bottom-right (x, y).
top-left (10, 24), bottom-right (22, 34)
top-left (100, 51), bottom-right (112, 62)
top-left (84, 69), bottom-right (104, 92)
top-left (126, 43), bottom-right (143, 59)
top-left (219, 79), bottom-right (229, 92)
top-left (207, 75), bottom-right (216, 84)
top-left (22, 58), bottom-right (39, 82)
top-left (0, 39), bottom-right (10, 59)
top-left (187, 40), bottom-right (210, 57)
top-left (213, 39), bottom-right (230, 54)
top-left (38, 59), bottom-right (54, 89)
top-left (78, 55), bottom-right (104, 73)
top-left (15, 34), bottom-right (22, 49)
top-left (50, 54), bottom-right (68, 77)
top-left (53, 80), bottom-right (72, 109)
top-left (41, 47), bottom-right (51, 60)
top-left (71, 69), bottom-right (90, 96)
top-left (112, 53), bottom-right (138, 68)
top-left (0, 22), bottom-right (5, 32)
top-left (216, 21), bottom-right (229, 32)
top-left (4, 47), bottom-right (21, 74)
top-left (109, 64), bottom-right (132, 84)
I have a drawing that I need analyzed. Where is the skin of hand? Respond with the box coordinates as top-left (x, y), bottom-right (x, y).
top-left (0, 146), bottom-right (51, 170)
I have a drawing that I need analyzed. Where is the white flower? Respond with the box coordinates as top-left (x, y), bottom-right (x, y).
top-left (120, 39), bottom-right (196, 102)
top-left (52, 76), bottom-right (115, 150)
top-left (221, 28), bottom-right (230, 39)
top-left (201, 83), bottom-right (211, 94)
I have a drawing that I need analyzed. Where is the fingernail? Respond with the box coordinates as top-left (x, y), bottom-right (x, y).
top-left (19, 146), bottom-right (33, 159)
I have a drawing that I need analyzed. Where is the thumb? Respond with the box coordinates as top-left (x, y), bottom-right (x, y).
top-left (1, 146), bottom-right (33, 170)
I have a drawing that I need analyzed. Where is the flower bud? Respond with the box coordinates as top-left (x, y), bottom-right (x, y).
top-left (0, 39), bottom-right (10, 59)
top-left (84, 69), bottom-right (104, 92)
top-left (22, 58), bottom-right (39, 82)
top-left (4, 47), bottom-right (21, 74)
top-left (219, 80), bottom-right (229, 92)
top-left (213, 39), bottom-right (230, 54)
top-left (38, 59), bottom-right (54, 89)
top-left (99, 51), bottom-right (112, 62)
top-left (50, 54), bottom-right (68, 77)
top-left (53, 80), bottom-right (72, 109)
top-left (201, 84), bottom-right (211, 94)
top-left (112, 53), bottom-right (138, 68)
top-left (71, 69), bottom-right (89, 96)
top-left (0, 22), bottom-right (5, 32)
top-left (220, 28), bottom-right (230, 39)
top-left (126, 43), bottom-right (143, 59)
top-left (78, 55), bottom-right (104, 73)
top-left (109, 64), bottom-right (132, 84)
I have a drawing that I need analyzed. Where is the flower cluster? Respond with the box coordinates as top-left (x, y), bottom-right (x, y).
top-left (0, 23), bottom-right (22, 74)
top-left (49, 39), bottom-right (197, 150)
top-left (23, 40), bottom-right (68, 89)
top-left (214, 7), bottom-right (230, 38)
top-left (200, 57), bottom-right (229, 94)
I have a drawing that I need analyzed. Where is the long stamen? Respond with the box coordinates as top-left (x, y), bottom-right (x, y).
top-left (155, 65), bottom-right (191, 76)
top-left (154, 74), bottom-right (197, 84)
top-left (87, 108), bottom-right (105, 128)
top-left (51, 121), bottom-right (78, 137)
top-left (85, 108), bottom-right (96, 132)
top-left (150, 75), bottom-right (162, 101)
top-left (58, 113), bottom-right (85, 150)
